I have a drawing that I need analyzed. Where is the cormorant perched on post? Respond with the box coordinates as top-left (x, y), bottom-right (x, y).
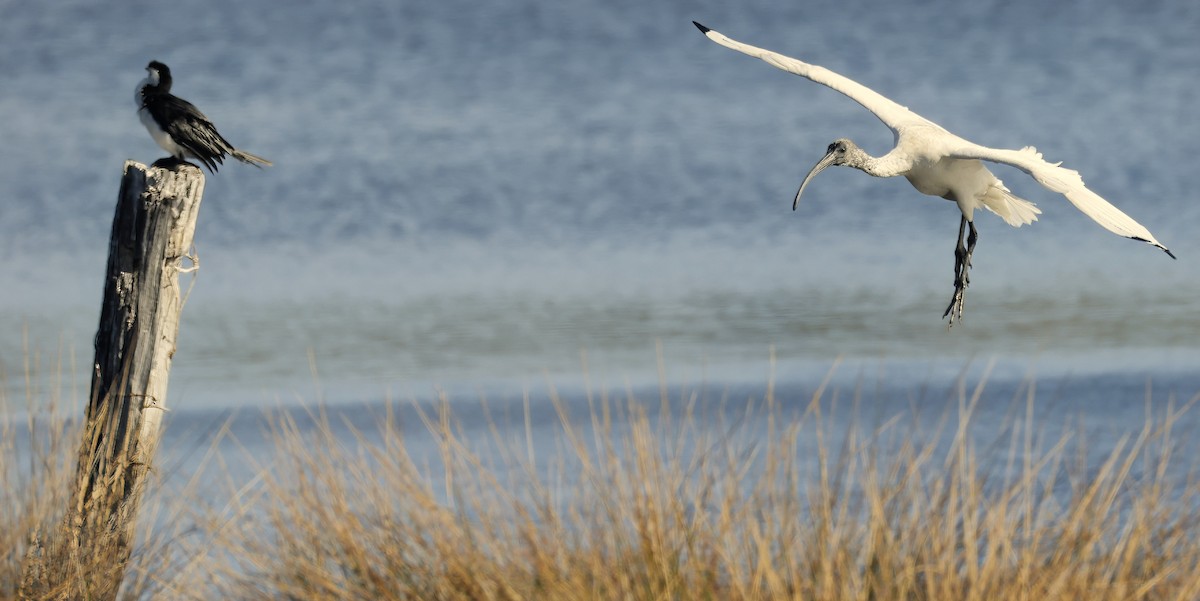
top-left (135, 60), bottom-right (271, 173)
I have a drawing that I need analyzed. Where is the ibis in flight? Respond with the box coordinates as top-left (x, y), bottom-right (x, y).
top-left (693, 22), bottom-right (1173, 326)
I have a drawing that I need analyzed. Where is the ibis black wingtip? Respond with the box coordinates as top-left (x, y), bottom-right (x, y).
top-left (1131, 236), bottom-right (1175, 260)
top-left (693, 21), bottom-right (711, 34)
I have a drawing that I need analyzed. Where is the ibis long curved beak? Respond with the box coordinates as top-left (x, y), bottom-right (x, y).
top-left (793, 150), bottom-right (839, 210)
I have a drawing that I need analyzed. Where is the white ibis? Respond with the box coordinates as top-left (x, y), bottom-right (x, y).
top-left (693, 22), bottom-right (1173, 326)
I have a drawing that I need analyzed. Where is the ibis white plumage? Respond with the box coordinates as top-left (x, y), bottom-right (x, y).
top-left (693, 22), bottom-right (1173, 326)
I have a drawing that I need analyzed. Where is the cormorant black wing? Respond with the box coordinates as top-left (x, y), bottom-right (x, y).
top-left (143, 93), bottom-right (237, 172)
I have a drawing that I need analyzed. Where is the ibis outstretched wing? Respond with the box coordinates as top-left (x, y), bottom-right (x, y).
top-left (693, 22), bottom-right (932, 135)
top-left (950, 142), bottom-right (1173, 257)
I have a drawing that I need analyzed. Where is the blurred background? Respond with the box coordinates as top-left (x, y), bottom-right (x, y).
top-left (1, 0), bottom-right (1197, 411)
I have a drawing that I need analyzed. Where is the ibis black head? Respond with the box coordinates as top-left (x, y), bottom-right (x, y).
top-left (823, 139), bottom-right (859, 164)
top-left (793, 138), bottom-right (867, 210)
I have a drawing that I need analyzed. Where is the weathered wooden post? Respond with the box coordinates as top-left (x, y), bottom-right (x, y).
top-left (20, 160), bottom-right (204, 600)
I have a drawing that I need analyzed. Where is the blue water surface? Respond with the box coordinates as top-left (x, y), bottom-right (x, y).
top-left (0, 0), bottom-right (1197, 416)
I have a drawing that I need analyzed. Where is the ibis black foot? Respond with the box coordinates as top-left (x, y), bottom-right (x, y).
top-left (942, 217), bottom-right (977, 328)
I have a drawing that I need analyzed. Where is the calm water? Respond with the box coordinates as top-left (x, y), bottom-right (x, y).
top-left (1, 0), bottom-right (1198, 420)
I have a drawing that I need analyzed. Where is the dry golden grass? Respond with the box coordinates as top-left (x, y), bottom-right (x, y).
top-left (171, 365), bottom-right (1200, 601)
top-left (1, 347), bottom-right (88, 600)
top-left (6, 355), bottom-right (1200, 600)
top-left (1, 344), bottom-right (195, 601)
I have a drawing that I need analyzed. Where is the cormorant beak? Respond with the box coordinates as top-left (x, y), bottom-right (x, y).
top-left (793, 149), bottom-right (839, 210)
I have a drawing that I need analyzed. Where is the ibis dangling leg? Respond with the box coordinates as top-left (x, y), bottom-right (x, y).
top-left (944, 216), bottom-right (977, 326)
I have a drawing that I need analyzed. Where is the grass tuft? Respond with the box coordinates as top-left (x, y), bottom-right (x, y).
top-left (5, 356), bottom-right (1200, 600)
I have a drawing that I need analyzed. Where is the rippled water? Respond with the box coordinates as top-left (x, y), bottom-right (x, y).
top-left (1, 0), bottom-right (1197, 412)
